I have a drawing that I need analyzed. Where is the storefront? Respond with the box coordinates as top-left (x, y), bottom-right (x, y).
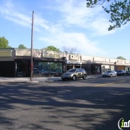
top-left (80, 55), bottom-right (93, 74)
top-left (0, 49), bottom-right (15, 77)
top-left (115, 59), bottom-right (125, 71)
top-left (0, 49), bottom-right (66, 77)
top-left (115, 65), bottom-right (125, 70)
top-left (66, 54), bottom-right (82, 70)
top-left (91, 63), bottom-right (101, 74)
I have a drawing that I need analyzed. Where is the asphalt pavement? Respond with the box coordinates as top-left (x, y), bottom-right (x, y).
top-left (0, 77), bottom-right (130, 130)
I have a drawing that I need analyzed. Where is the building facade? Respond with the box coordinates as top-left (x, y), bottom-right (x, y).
top-left (0, 48), bottom-right (66, 77)
top-left (0, 48), bottom-right (130, 77)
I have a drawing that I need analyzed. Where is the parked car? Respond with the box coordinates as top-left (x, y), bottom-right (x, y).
top-left (126, 70), bottom-right (130, 75)
top-left (102, 70), bottom-right (117, 77)
top-left (33, 68), bottom-right (43, 77)
top-left (61, 68), bottom-right (87, 81)
top-left (116, 70), bottom-right (126, 76)
top-left (16, 71), bottom-right (26, 77)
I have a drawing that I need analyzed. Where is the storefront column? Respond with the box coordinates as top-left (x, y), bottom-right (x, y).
top-left (73, 64), bottom-right (75, 69)
top-left (15, 62), bottom-right (17, 77)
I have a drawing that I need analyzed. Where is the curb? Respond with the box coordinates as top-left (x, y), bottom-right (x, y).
top-left (0, 80), bottom-right (39, 83)
top-left (0, 75), bottom-right (101, 83)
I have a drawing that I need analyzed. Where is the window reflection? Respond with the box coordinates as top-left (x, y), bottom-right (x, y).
top-left (34, 61), bottom-right (62, 77)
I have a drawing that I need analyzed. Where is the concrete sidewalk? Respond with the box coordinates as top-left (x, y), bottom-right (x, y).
top-left (0, 75), bottom-right (101, 83)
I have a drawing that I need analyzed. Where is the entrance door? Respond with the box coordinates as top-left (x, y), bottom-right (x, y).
top-left (16, 60), bottom-right (30, 77)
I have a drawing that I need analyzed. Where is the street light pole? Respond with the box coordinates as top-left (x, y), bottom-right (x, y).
top-left (30, 11), bottom-right (34, 81)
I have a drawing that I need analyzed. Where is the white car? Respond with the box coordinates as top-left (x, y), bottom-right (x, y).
top-left (102, 70), bottom-right (117, 77)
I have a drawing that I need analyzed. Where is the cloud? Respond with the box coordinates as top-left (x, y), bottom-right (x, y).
top-left (0, 0), bottom-right (49, 32)
top-left (0, 1), bottom-right (30, 27)
top-left (39, 31), bottom-right (105, 55)
top-left (55, 0), bottom-right (115, 35)
top-left (0, 0), bottom-right (106, 55)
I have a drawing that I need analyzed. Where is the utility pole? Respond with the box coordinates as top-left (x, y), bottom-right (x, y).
top-left (30, 11), bottom-right (34, 81)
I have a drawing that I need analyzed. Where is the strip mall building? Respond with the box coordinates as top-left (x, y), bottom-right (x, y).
top-left (0, 48), bottom-right (130, 77)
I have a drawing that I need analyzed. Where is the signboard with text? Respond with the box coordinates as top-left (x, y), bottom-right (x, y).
top-left (15, 49), bottom-right (41, 58)
top-left (0, 49), bottom-right (13, 57)
top-left (42, 50), bottom-right (61, 58)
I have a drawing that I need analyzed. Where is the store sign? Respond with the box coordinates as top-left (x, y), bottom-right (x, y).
top-left (93, 57), bottom-right (105, 62)
top-left (15, 49), bottom-right (41, 58)
top-left (67, 60), bottom-right (82, 64)
top-left (80, 55), bottom-right (93, 62)
top-left (0, 49), bottom-right (12, 57)
top-left (110, 59), bottom-right (117, 63)
top-left (69, 54), bottom-right (79, 60)
top-left (42, 50), bottom-right (61, 58)
top-left (117, 59), bottom-right (124, 64)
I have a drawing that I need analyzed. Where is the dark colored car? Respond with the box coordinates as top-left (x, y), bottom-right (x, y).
top-left (116, 70), bottom-right (126, 76)
top-left (102, 70), bottom-right (117, 77)
top-left (33, 68), bottom-right (43, 77)
top-left (126, 70), bottom-right (130, 75)
top-left (61, 68), bottom-right (87, 81)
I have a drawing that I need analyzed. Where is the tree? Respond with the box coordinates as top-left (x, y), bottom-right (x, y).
top-left (44, 45), bottom-right (60, 52)
top-left (18, 44), bottom-right (27, 49)
top-left (117, 56), bottom-right (126, 60)
top-left (62, 46), bottom-right (80, 55)
top-left (0, 37), bottom-right (11, 48)
top-left (86, 0), bottom-right (130, 30)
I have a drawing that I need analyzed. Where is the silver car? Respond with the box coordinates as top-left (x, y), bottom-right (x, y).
top-left (102, 70), bottom-right (117, 77)
top-left (61, 68), bottom-right (87, 81)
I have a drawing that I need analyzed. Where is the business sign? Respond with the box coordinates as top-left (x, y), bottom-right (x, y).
top-left (117, 59), bottom-right (124, 64)
top-left (110, 59), bottom-right (117, 63)
top-left (15, 49), bottom-right (41, 58)
top-left (69, 54), bottom-right (79, 60)
top-left (0, 49), bottom-right (13, 57)
top-left (42, 50), bottom-right (61, 58)
top-left (93, 57), bottom-right (105, 62)
top-left (80, 55), bottom-right (93, 62)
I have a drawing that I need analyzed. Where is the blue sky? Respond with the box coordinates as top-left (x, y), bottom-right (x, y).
top-left (0, 0), bottom-right (130, 60)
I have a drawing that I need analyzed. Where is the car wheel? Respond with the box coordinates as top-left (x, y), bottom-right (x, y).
top-left (72, 75), bottom-right (77, 81)
top-left (83, 74), bottom-right (87, 80)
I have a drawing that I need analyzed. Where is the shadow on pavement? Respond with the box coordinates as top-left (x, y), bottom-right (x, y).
top-left (0, 82), bottom-right (130, 130)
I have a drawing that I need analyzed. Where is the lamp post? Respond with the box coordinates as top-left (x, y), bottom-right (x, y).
top-left (30, 11), bottom-right (34, 81)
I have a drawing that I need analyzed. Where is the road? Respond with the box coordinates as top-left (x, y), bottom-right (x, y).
top-left (0, 76), bottom-right (130, 130)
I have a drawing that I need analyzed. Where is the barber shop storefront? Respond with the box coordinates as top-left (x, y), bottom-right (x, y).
top-left (0, 49), bottom-right (66, 77)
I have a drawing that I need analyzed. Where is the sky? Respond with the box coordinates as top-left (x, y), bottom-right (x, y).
top-left (0, 0), bottom-right (130, 60)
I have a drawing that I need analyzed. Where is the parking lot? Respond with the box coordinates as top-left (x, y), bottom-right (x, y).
top-left (0, 76), bottom-right (130, 130)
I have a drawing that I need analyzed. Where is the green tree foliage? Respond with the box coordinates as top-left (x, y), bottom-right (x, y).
top-left (18, 44), bottom-right (27, 49)
top-left (0, 37), bottom-right (11, 48)
top-left (45, 45), bottom-right (60, 52)
top-left (117, 56), bottom-right (126, 60)
top-left (86, 0), bottom-right (130, 30)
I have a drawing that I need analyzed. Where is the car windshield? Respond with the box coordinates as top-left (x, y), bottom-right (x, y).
top-left (106, 71), bottom-right (112, 73)
top-left (67, 69), bottom-right (76, 73)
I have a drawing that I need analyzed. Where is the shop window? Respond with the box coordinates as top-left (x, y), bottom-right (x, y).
top-left (33, 61), bottom-right (62, 77)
